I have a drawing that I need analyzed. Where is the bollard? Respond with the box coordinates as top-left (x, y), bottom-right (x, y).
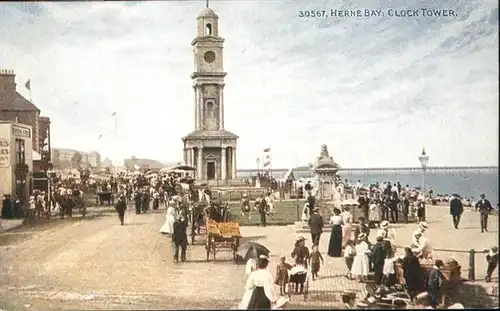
top-left (468, 249), bottom-right (475, 281)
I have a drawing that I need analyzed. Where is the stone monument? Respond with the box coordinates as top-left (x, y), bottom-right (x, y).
top-left (313, 144), bottom-right (342, 223)
top-left (293, 144), bottom-right (342, 232)
top-left (314, 145), bottom-right (341, 199)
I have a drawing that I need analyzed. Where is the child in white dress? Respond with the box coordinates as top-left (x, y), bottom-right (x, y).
top-left (350, 233), bottom-right (370, 282)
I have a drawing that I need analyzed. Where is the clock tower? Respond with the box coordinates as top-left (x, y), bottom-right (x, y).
top-left (182, 4), bottom-right (239, 182)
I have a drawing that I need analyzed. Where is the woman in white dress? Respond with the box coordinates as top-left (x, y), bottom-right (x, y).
top-left (341, 206), bottom-right (353, 247)
top-left (350, 233), bottom-right (370, 282)
top-left (238, 258), bottom-right (258, 309)
top-left (159, 203), bottom-right (177, 235)
top-left (240, 256), bottom-right (280, 310)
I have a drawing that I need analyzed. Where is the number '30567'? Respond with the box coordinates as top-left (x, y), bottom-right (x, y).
top-left (298, 10), bottom-right (327, 18)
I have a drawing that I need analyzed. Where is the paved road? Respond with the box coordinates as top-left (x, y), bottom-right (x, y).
top-left (0, 205), bottom-right (497, 310)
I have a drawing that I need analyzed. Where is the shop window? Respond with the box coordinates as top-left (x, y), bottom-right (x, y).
top-left (15, 139), bottom-right (25, 164)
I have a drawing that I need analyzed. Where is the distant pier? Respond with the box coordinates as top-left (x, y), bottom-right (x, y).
top-left (236, 166), bottom-right (499, 179)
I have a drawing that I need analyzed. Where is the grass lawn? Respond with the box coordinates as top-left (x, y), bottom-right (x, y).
top-left (215, 189), bottom-right (272, 202)
top-left (229, 200), bottom-right (305, 226)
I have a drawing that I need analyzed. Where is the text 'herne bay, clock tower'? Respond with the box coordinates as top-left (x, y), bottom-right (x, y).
top-left (182, 4), bottom-right (238, 182)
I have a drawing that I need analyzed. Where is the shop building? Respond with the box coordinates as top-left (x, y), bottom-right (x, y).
top-left (0, 121), bottom-right (33, 203)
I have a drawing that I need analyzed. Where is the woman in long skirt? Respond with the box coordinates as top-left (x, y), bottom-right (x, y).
top-left (244, 256), bottom-right (280, 310)
top-left (159, 203), bottom-right (176, 234)
top-left (327, 208), bottom-right (344, 257)
top-left (341, 206), bottom-right (353, 247)
top-left (350, 233), bottom-right (370, 282)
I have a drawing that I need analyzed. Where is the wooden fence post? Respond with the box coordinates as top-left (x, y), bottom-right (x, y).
top-left (468, 249), bottom-right (475, 281)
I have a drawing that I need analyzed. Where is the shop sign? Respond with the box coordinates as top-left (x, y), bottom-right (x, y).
top-left (0, 139), bottom-right (10, 168)
top-left (12, 125), bottom-right (31, 139)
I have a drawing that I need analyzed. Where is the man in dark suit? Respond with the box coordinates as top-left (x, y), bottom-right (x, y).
top-left (371, 236), bottom-right (386, 285)
top-left (475, 193), bottom-right (493, 232)
top-left (449, 193), bottom-right (463, 229)
top-left (172, 214), bottom-right (188, 263)
top-left (308, 208), bottom-right (323, 246)
top-left (307, 194), bottom-right (316, 217)
top-left (358, 194), bottom-right (370, 221)
top-left (114, 193), bottom-right (127, 225)
top-left (258, 195), bottom-right (267, 227)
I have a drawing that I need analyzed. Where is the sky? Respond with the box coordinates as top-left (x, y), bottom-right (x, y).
top-left (0, 0), bottom-right (498, 168)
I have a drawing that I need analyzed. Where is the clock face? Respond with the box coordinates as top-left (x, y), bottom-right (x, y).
top-left (204, 51), bottom-right (216, 63)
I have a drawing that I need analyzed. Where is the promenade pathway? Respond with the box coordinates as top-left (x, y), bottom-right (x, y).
top-left (0, 204), bottom-right (497, 310)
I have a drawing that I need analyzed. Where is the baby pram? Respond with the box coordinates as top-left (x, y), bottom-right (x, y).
top-left (287, 265), bottom-right (309, 300)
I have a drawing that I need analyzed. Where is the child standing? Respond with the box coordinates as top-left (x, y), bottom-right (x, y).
top-left (351, 233), bottom-right (370, 282)
top-left (427, 259), bottom-right (445, 308)
top-left (309, 245), bottom-right (324, 280)
top-left (344, 240), bottom-right (356, 279)
top-left (275, 255), bottom-right (292, 295)
top-left (486, 246), bottom-right (499, 282)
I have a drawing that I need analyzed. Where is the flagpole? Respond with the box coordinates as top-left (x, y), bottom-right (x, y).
top-left (112, 113), bottom-right (118, 177)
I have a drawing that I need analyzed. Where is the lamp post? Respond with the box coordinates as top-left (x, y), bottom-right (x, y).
top-left (418, 148), bottom-right (429, 221)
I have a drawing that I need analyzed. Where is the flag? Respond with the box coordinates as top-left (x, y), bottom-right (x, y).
top-left (263, 148), bottom-right (271, 171)
top-left (98, 134), bottom-right (103, 140)
top-left (25, 79), bottom-right (31, 91)
top-left (111, 112), bottom-right (116, 116)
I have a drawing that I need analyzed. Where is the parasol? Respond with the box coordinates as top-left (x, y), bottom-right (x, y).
top-left (236, 242), bottom-right (270, 261)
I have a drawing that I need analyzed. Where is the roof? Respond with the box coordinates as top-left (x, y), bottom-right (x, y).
top-left (0, 92), bottom-right (40, 111)
top-left (198, 7), bottom-right (218, 18)
top-left (182, 129), bottom-right (239, 140)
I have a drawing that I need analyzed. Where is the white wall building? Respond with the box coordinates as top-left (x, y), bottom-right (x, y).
top-left (0, 121), bottom-right (33, 202)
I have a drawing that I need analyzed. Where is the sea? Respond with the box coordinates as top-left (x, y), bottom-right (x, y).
top-left (237, 169), bottom-right (499, 201)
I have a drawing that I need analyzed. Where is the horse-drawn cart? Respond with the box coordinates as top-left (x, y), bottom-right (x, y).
top-left (205, 220), bottom-right (241, 262)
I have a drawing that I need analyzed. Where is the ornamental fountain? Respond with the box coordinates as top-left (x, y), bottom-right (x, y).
top-left (294, 144), bottom-right (342, 232)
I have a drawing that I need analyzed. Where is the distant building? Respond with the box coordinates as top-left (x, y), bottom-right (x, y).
top-left (101, 157), bottom-right (113, 168)
top-left (51, 148), bottom-right (101, 170)
top-left (87, 151), bottom-right (101, 168)
top-left (123, 157), bottom-right (164, 170)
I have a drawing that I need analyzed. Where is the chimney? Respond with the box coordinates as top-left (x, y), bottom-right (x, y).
top-left (0, 69), bottom-right (17, 107)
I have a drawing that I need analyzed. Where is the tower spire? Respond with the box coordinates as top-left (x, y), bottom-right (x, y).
top-left (206, 0), bottom-right (209, 8)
